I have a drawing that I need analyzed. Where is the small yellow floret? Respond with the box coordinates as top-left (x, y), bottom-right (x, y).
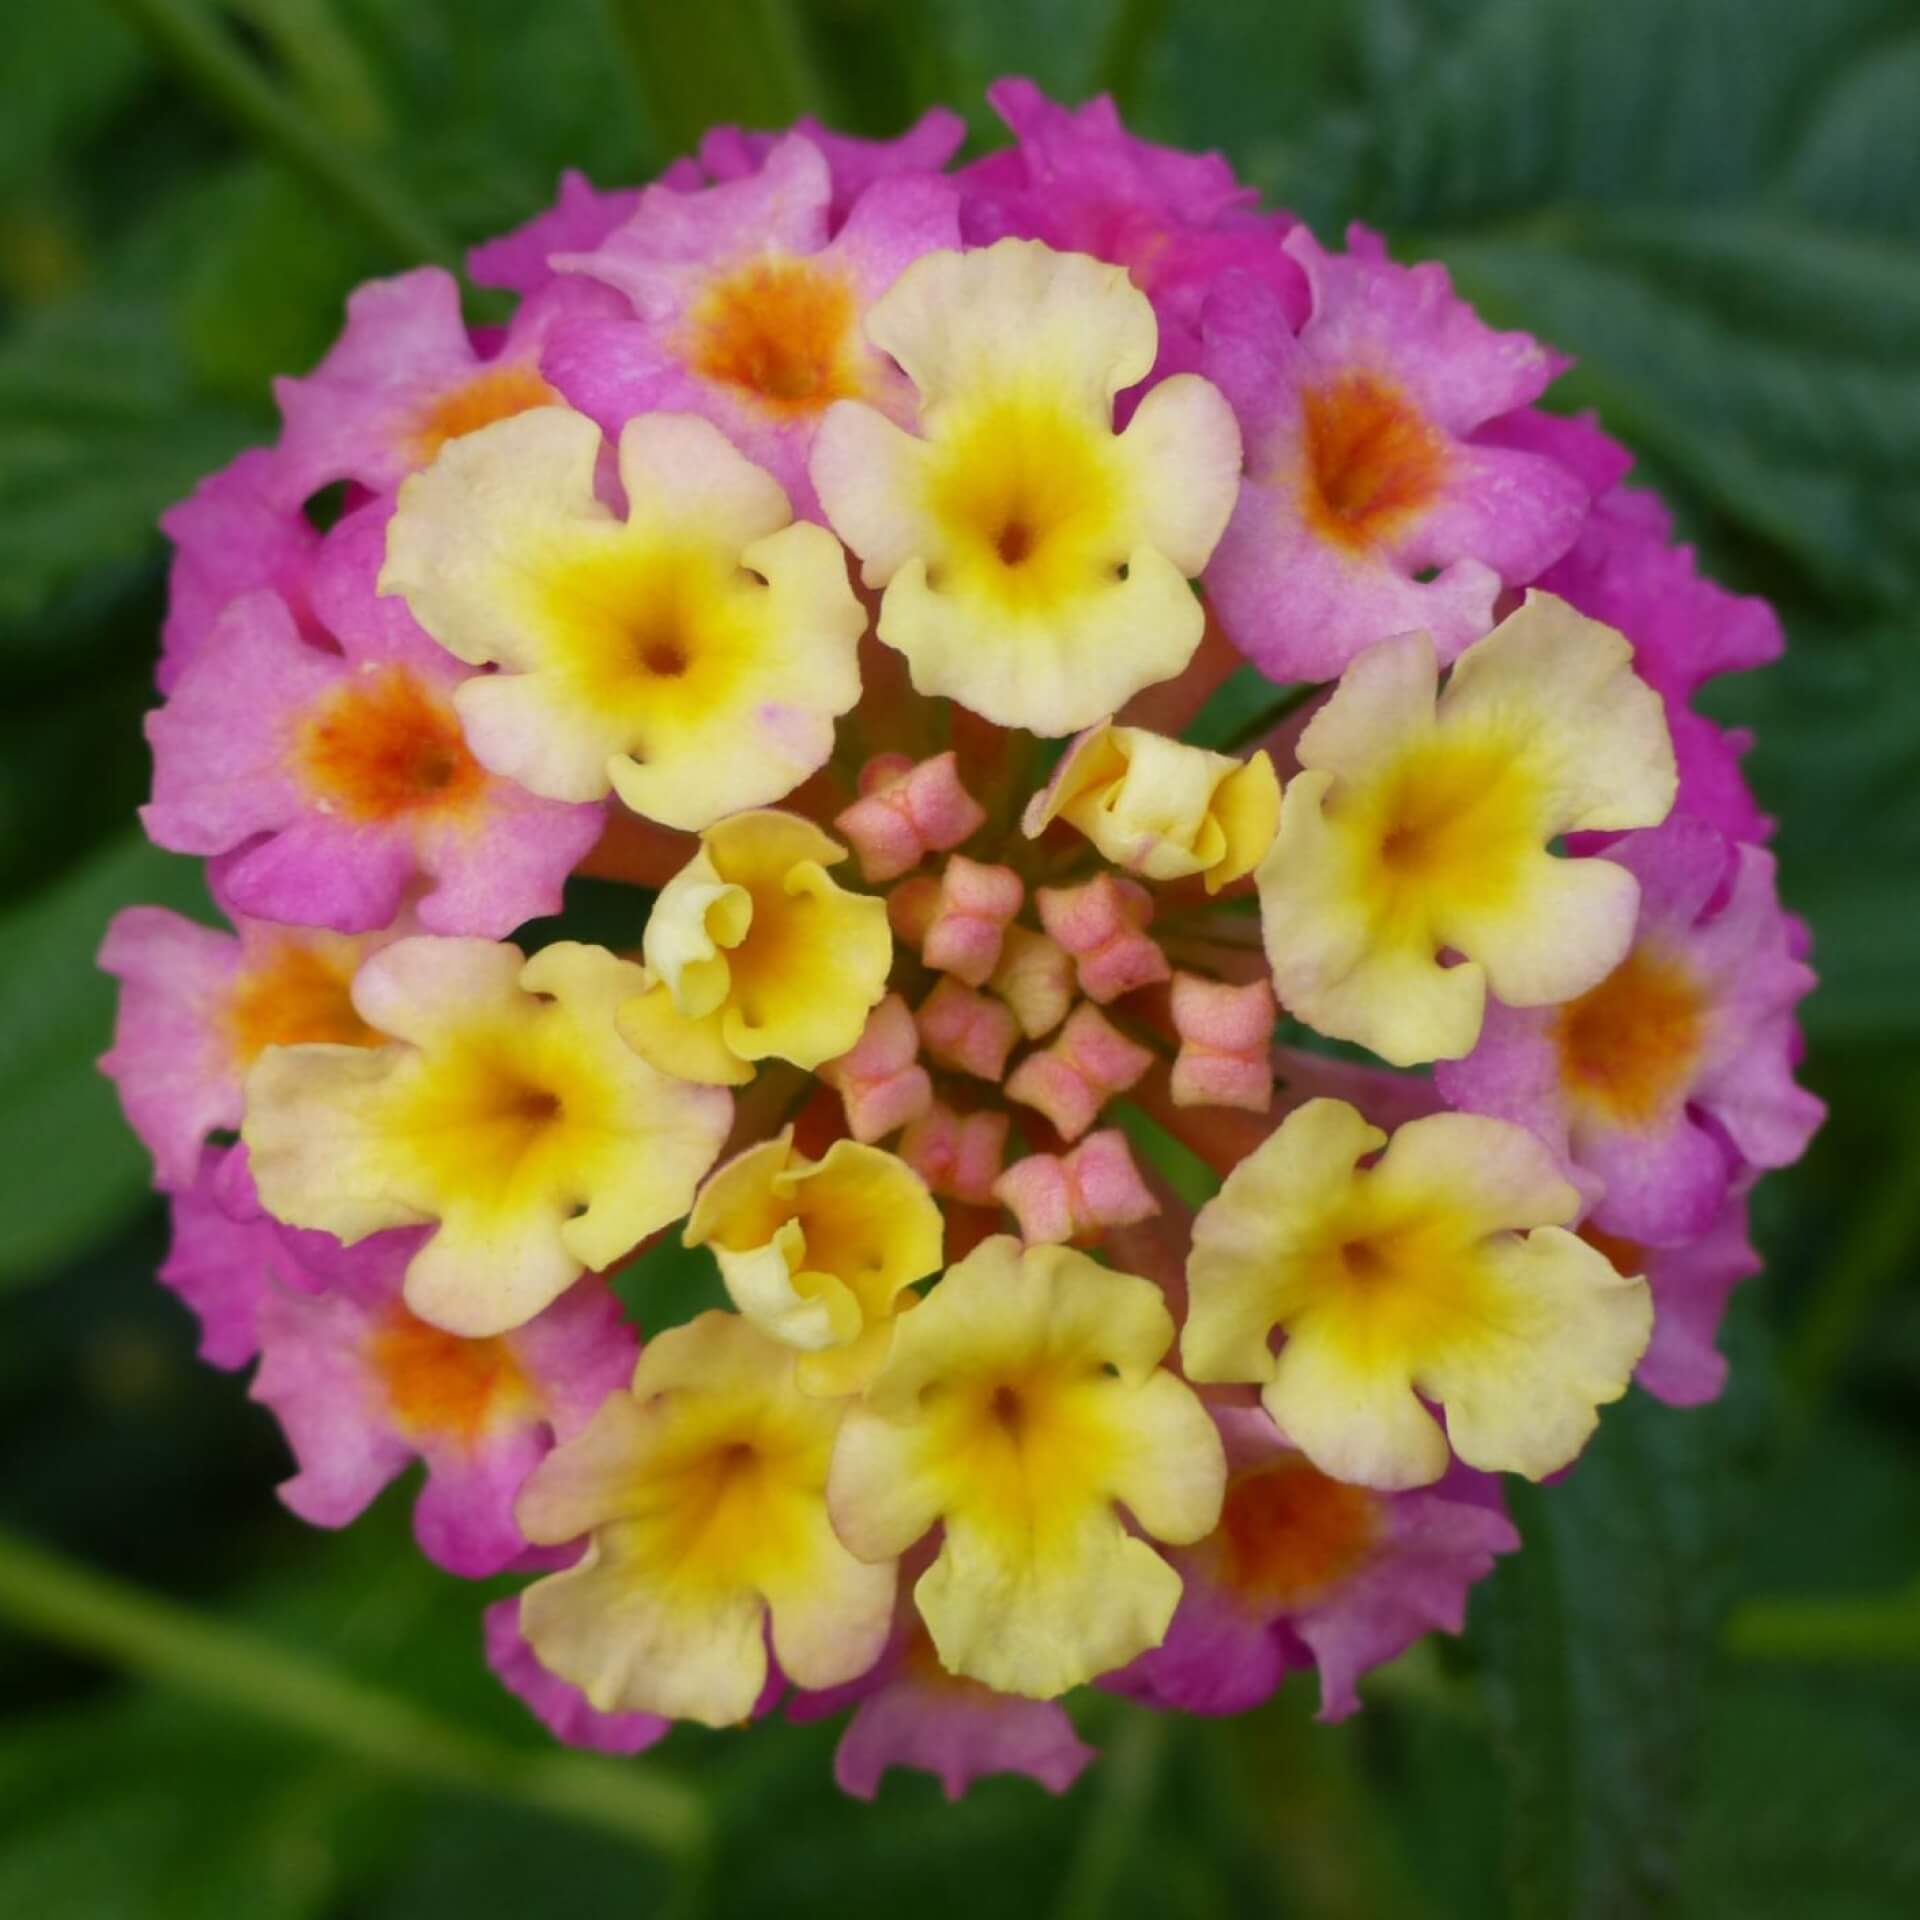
top-left (380, 406), bottom-right (865, 829)
top-left (810, 240), bottom-right (1242, 734)
top-left (1182, 1099), bottom-right (1652, 1490)
top-left (828, 1234), bottom-right (1225, 1699)
top-left (1024, 723), bottom-right (1280, 891)
top-left (242, 937), bottom-right (732, 1337)
top-left (515, 1311), bottom-right (895, 1727)
top-left (619, 811), bottom-right (891, 1084)
top-left (1256, 592), bottom-right (1676, 1066)
top-left (685, 1129), bottom-right (943, 1396)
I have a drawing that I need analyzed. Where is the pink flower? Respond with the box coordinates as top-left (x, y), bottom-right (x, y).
top-left (157, 449), bottom-right (320, 695)
top-left (483, 1592), bottom-right (671, 1754)
top-left (468, 171), bottom-right (644, 295)
top-left (250, 1238), bottom-right (636, 1578)
top-left (544, 136), bottom-right (960, 516)
top-left (790, 1552), bottom-right (1096, 1801)
top-left (1578, 1194), bottom-right (1761, 1409)
top-left (1108, 1405), bottom-right (1518, 1720)
top-left (269, 266), bottom-right (617, 508)
top-left (1438, 817), bottom-right (1823, 1246)
top-left (98, 899), bottom-right (394, 1191)
top-left (1532, 486), bottom-right (1784, 842)
top-left (1201, 228), bottom-right (1588, 681)
top-left (959, 79), bottom-right (1307, 384)
top-left (142, 502), bottom-right (602, 937)
top-left (694, 107), bottom-right (967, 227)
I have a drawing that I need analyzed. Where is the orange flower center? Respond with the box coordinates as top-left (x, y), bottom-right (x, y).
top-left (1216, 1456), bottom-right (1381, 1608)
top-left (1556, 945), bottom-right (1705, 1127)
top-left (688, 258), bottom-right (862, 415)
top-left (411, 361), bottom-right (559, 465)
top-left (294, 665), bottom-right (486, 824)
top-left (1299, 372), bottom-right (1446, 551)
top-left (227, 938), bottom-right (380, 1068)
top-left (370, 1304), bottom-right (533, 1444)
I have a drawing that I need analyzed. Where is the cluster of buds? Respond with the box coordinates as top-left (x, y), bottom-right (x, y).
top-left (101, 81), bottom-right (1821, 1799)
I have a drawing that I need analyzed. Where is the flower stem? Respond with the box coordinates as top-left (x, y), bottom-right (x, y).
top-left (105, 0), bottom-right (460, 270)
top-left (1050, 1704), bottom-right (1170, 1920)
top-left (1727, 1580), bottom-right (1920, 1664)
top-left (0, 1523), bottom-right (710, 1860)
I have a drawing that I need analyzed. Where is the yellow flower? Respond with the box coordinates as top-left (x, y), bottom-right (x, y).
top-left (1182, 1099), bottom-right (1652, 1490)
top-left (618, 811), bottom-right (891, 1085)
top-left (685, 1129), bottom-right (943, 1396)
top-left (829, 1235), bottom-right (1225, 1699)
top-left (380, 405), bottom-right (865, 829)
top-left (1256, 591), bottom-right (1675, 1066)
top-left (1024, 723), bottom-right (1280, 891)
top-left (243, 938), bottom-right (731, 1337)
top-left (516, 1311), bottom-right (895, 1727)
top-left (811, 239), bottom-right (1241, 734)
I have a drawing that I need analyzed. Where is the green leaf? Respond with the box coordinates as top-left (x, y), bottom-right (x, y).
top-left (1473, 1347), bottom-right (1772, 1920)
top-left (0, 832), bottom-right (209, 1285)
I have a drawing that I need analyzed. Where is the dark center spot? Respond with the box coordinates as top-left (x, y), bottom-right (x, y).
top-left (638, 635), bottom-right (690, 678)
top-left (995, 520), bottom-right (1036, 567)
top-left (1339, 1239), bottom-right (1386, 1281)
top-left (990, 1384), bottom-right (1025, 1434)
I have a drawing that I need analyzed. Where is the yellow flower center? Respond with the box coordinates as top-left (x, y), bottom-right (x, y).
top-left (227, 938), bottom-right (379, 1068)
top-left (370, 1303), bottom-right (532, 1443)
top-left (923, 391), bottom-right (1129, 612)
top-left (1352, 735), bottom-right (1543, 928)
top-left (533, 536), bottom-right (761, 754)
top-left (294, 665), bottom-right (487, 823)
top-left (1556, 945), bottom-right (1705, 1125)
top-left (1214, 1457), bottom-right (1382, 1608)
top-left (1300, 372), bottom-right (1446, 551)
top-left (688, 258), bottom-right (863, 414)
top-left (411, 362), bottom-right (559, 465)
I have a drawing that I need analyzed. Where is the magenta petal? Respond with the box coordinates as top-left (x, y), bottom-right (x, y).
top-left (484, 1594), bottom-right (671, 1753)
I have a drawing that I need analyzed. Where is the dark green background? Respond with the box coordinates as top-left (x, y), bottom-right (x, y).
top-left (2, 2), bottom-right (1916, 1914)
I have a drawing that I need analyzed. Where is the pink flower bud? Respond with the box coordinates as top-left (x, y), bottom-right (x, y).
top-left (835, 751), bottom-right (987, 884)
top-left (900, 1101), bottom-right (1009, 1207)
top-left (1004, 1004), bottom-right (1155, 1142)
top-left (916, 977), bottom-right (1020, 1081)
top-left (887, 874), bottom-right (941, 947)
top-left (1168, 973), bottom-right (1277, 1112)
top-left (921, 857), bottom-right (1023, 986)
top-left (994, 1131), bottom-right (1160, 1245)
top-left (1035, 874), bottom-right (1171, 1003)
top-left (819, 993), bottom-right (934, 1143)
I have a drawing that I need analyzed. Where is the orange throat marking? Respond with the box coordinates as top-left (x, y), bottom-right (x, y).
top-left (411, 361), bottom-right (559, 465)
top-left (371, 1305), bottom-right (533, 1445)
top-left (1215, 1457), bottom-right (1382, 1609)
top-left (294, 665), bottom-right (487, 825)
top-left (1556, 945), bottom-right (1706, 1127)
top-left (1299, 372), bottom-right (1447, 552)
top-left (688, 258), bottom-right (862, 416)
top-left (227, 939), bottom-right (380, 1068)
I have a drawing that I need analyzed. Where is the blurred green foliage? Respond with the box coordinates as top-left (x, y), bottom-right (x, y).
top-left (2, 1), bottom-right (1917, 1914)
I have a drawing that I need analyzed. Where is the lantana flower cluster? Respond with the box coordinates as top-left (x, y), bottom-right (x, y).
top-left (101, 81), bottom-right (1822, 1800)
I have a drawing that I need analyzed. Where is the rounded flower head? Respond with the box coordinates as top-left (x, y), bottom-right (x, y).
top-left (686, 1128), bottom-right (943, 1394)
top-left (829, 1234), bottom-right (1226, 1699)
top-left (1258, 591), bottom-right (1676, 1066)
top-left (1183, 1100), bottom-right (1652, 1489)
top-left (811, 238), bottom-right (1242, 732)
top-left (515, 1310), bottom-right (896, 1727)
top-left (619, 810), bottom-right (893, 1084)
top-left (380, 405), bottom-right (865, 828)
top-left (242, 937), bottom-right (732, 1337)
